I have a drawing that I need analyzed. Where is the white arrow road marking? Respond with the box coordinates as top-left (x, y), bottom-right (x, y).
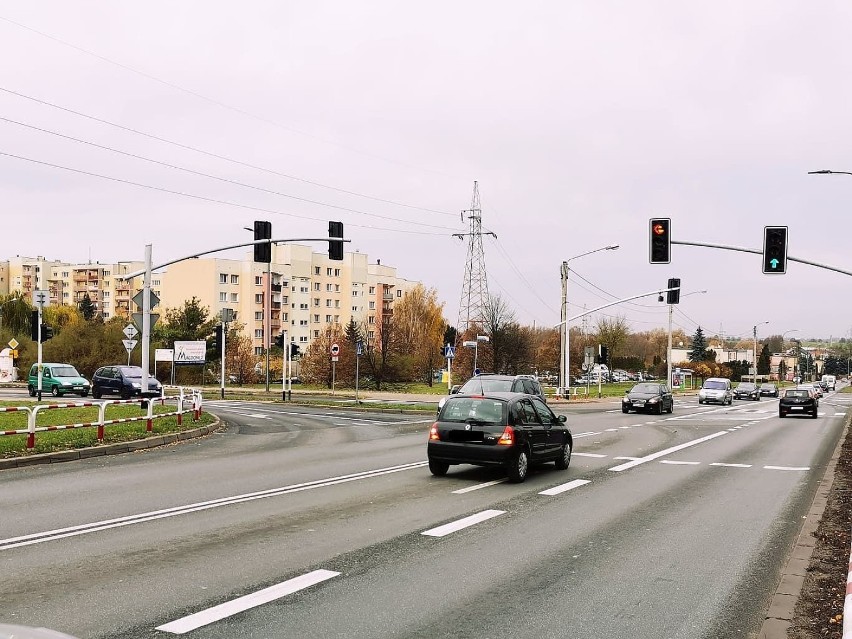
top-left (609, 431), bottom-right (728, 472)
top-left (422, 510), bottom-right (505, 537)
top-left (156, 569), bottom-right (340, 634)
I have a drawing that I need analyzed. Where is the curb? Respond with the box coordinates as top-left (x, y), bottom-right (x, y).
top-left (0, 415), bottom-right (222, 470)
top-left (758, 411), bottom-right (851, 638)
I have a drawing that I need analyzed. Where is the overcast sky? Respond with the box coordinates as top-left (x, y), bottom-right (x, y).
top-left (3, 1), bottom-right (852, 342)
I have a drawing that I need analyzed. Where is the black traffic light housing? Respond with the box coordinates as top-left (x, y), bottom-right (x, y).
top-left (30, 310), bottom-right (38, 341)
top-left (666, 277), bottom-right (681, 305)
top-left (649, 218), bottom-right (671, 264)
top-left (275, 332), bottom-right (285, 349)
top-left (328, 221), bottom-right (344, 261)
top-left (211, 325), bottom-right (223, 352)
top-left (253, 220), bottom-right (272, 263)
top-left (597, 345), bottom-right (609, 365)
top-left (41, 324), bottom-right (54, 342)
top-left (290, 343), bottom-right (301, 358)
top-left (762, 226), bottom-right (788, 274)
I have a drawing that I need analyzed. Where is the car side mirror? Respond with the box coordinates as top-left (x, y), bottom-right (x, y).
top-left (558, 415), bottom-right (566, 423)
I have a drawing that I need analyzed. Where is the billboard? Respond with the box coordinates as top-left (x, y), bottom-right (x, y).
top-left (174, 341), bottom-right (206, 365)
top-left (155, 348), bottom-right (174, 363)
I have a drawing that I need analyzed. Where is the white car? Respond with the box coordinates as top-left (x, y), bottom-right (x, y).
top-left (698, 378), bottom-right (733, 405)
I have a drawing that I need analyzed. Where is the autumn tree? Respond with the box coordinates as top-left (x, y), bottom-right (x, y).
top-left (392, 284), bottom-right (445, 385)
top-left (0, 292), bottom-right (33, 336)
top-left (301, 324), bottom-right (346, 388)
top-left (35, 317), bottom-right (127, 379)
top-left (78, 293), bottom-right (97, 321)
top-left (362, 315), bottom-right (397, 390)
top-left (482, 294), bottom-right (516, 374)
top-left (225, 323), bottom-right (258, 385)
top-left (595, 315), bottom-right (630, 365)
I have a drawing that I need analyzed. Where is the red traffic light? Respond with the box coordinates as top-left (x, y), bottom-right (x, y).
top-left (653, 223), bottom-right (666, 236)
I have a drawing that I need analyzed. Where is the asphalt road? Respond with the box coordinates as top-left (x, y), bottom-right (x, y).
top-left (0, 390), bottom-right (848, 638)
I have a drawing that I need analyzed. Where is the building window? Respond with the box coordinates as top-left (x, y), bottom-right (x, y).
top-left (300, 286), bottom-right (308, 293)
top-left (255, 294), bottom-right (263, 304)
top-left (62, 271), bottom-right (69, 277)
top-left (334, 269), bottom-right (340, 277)
top-left (299, 336), bottom-right (308, 343)
top-left (63, 292), bottom-right (69, 299)
top-left (282, 313), bottom-right (288, 321)
top-left (103, 271), bottom-right (110, 277)
top-left (368, 331), bottom-right (374, 339)
top-left (300, 303), bottom-right (308, 310)
top-left (219, 292), bottom-right (227, 302)
top-left (102, 291), bottom-right (110, 298)
top-left (255, 312), bottom-right (263, 321)
top-left (325, 315), bottom-right (332, 323)
top-left (369, 286), bottom-right (375, 294)
top-left (231, 274), bottom-right (239, 284)
top-left (255, 276), bottom-right (263, 286)
top-left (219, 273), bottom-right (228, 284)
top-left (282, 281), bottom-right (289, 288)
top-left (368, 316), bottom-right (375, 325)
top-left (334, 300), bottom-right (340, 308)
top-left (313, 314), bottom-right (320, 322)
top-left (326, 299), bottom-right (332, 307)
top-left (313, 298), bottom-right (320, 306)
top-left (255, 347), bottom-right (263, 356)
top-left (326, 268), bottom-right (332, 276)
top-left (352, 306), bottom-right (358, 312)
top-left (103, 312), bottom-right (110, 318)
top-left (369, 301), bottom-right (375, 310)
top-left (102, 301), bottom-right (110, 309)
top-left (326, 283), bottom-right (332, 292)
top-left (334, 284), bottom-right (340, 292)
top-left (397, 290), bottom-right (402, 298)
top-left (334, 315), bottom-right (339, 323)
top-left (314, 283), bottom-right (320, 291)
top-left (254, 329), bottom-right (263, 338)
top-left (352, 291), bottom-right (358, 297)
top-left (314, 267), bottom-right (321, 275)
top-left (298, 320), bottom-right (306, 326)
top-left (282, 296), bottom-right (288, 304)
top-left (230, 293), bottom-right (238, 302)
top-left (314, 330), bottom-right (320, 338)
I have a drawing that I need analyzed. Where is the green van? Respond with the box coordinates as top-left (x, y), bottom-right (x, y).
top-left (28, 363), bottom-right (91, 398)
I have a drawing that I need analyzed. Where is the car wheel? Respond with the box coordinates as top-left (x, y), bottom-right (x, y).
top-left (555, 441), bottom-right (572, 470)
top-left (698, 399), bottom-right (704, 405)
top-left (28, 385), bottom-right (35, 397)
top-left (92, 386), bottom-right (102, 399)
top-left (621, 407), bottom-right (629, 414)
top-left (120, 386), bottom-right (131, 400)
top-left (51, 386), bottom-right (61, 397)
top-left (667, 402), bottom-right (674, 414)
top-left (428, 459), bottom-right (449, 476)
top-left (656, 402), bottom-right (663, 415)
top-left (812, 409), bottom-right (818, 419)
top-left (507, 448), bottom-right (529, 483)
top-left (80, 391), bottom-right (89, 398)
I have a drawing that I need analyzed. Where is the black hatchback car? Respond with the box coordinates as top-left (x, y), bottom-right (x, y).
top-left (621, 382), bottom-right (673, 414)
top-left (733, 382), bottom-right (761, 401)
top-left (428, 392), bottom-right (572, 483)
top-left (91, 366), bottom-right (163, 399)
top-left (778, 388), bottom-right (818, 418)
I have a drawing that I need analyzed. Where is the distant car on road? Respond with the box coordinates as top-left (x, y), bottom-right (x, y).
top-left (621, 382), bottom-right (673, 414)
top-left (733, 382), bottom-right (760, 401)
top-left (698, 377), bottom-right (733, 405)
top-left (810, 382), bottom-right (824, 399)
top-left (91, 365), bottom-right (162, 399)
top-left (27, 363), bottom-right (90, 398)
top-left (759, 383), bottom-right (779, 397)
top-left (779, 388), bottom-right (818, 418)
top-left (427, 392), bottom-right (572, 483)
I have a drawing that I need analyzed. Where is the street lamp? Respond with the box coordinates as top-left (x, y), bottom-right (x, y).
top-left (753, 321), bottom-right (769, 384)
top-left (560, 245), bottom-right (619, 396)
top-left (463, 335), bottom-right (490, 375)
top-left (808, 169), bottom-right (852, 177)
top-left (779, 329), bottom-right (798, 382)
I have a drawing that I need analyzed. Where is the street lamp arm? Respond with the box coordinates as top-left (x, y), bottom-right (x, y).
top-left (555, 285), bottom-right (681, 326)
top-left (809, 170), bottom-right (852, 176)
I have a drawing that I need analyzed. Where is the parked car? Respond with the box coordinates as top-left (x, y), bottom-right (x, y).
top-left (27, 363), bottom-right (91, 398)
top-left (437, 374), bottom-right (544, 413)
top-left (91, 365), bottom-right (162, 399)
top-left (779, 387), bottom-right (818, 418)
top-left (621, 382), bottom-right (673, 414)
top-left (733, 382), bottom-right (760, 401)
top-left (427, 392), bottom-right (572, 483)
top-left (759, 383), bottom-right (779, 397)
top-left (698, 377), bottom-right (733, 405)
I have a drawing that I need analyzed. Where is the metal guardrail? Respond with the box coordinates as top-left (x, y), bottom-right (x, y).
top-left (0, 387), bottom-right (203, 449)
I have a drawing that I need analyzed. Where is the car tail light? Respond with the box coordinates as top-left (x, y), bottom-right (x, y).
top-left (497, 425), bottom-right (514, 445)
top-left (429, 423), bottom-right (440, 441)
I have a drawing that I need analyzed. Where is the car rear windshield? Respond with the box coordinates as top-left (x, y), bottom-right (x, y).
top-left (785, 390), bottom-right (809, 398)
top-left (440, 397), bottom-right (506, 424)
top-left (119, 366), bottom-right (144, 378)
top-left (703, 380), bottom-right (727, 390)
top-left (459, 378), bottom-right (513, 394)
top-left (632, 383), bottom-right (658, 393)
top-left (52, 366), bottom-right (80, 377)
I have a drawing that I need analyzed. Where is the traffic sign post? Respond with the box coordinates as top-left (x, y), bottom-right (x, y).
top-left (444, 343), bottom-right (455, 394)
top-left (330, 343), bottom-right (340, 395)
top-left (355, 340), bottom-right (363, 403)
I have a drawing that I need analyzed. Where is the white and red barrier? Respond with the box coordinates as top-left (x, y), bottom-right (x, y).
top-left (0, 389), bottom-right (203, 449)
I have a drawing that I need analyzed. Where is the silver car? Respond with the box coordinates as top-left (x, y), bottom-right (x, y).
top-left (698, 378), bottom-right (733, 405)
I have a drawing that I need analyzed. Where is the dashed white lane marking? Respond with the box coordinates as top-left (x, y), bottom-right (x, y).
top-left (609, 431), bottom-right (728, 472)
top-left (156, 569), bottom-right (340, 634)
top-left (710, 463), bottom-right (753, 468)
top-left (660, 460), bottom-right (700, 465)
top-left (613, 456), bottom-right (640, 460)
top-left (422, 510), bottom-right (505, 537)
top-left (573, 452), bottom-right (607, 458)
top-left (764, 465), bottom-right (810, 472)
top-left (452, 479), bottom-right (507, 494)
top-left (539, 479), bottom-right (591, 496)
top-left (574, 431), bottom-right (600, 438)
top-left (619, 426), bottom-right (631, 429)
top-left (605, 428), bottom-right (619, 432)
top-left (247, 413), bottom-right (270, 419)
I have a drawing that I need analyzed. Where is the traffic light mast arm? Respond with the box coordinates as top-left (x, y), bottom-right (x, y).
top-left (671, 240), bottom-right (852, 278)
top-left (555, 285), bottom-right (681, 327)
top-left (118, 237), bottom-right (351, 280)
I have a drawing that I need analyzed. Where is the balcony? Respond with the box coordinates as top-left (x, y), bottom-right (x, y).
top-left (382, 294), bottom-right (394, 301)
top-left (271, 302), bottom-right (281, 310)
top-left (271, 284), bottom-right (282, 292)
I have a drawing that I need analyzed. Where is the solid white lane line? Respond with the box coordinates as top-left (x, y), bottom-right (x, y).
top-left (727, 428), bottom-right (738, 432)
top-left (156, 569), bottom-right (340, 634)
top-left (452, 479), bottom-right (507, 494)
top-left (573, 452), bottom-right (607, 458)
top-left (660, 460), bottom-right (700, 465)
top-left (0, 462), bottom-right (427, 550)
top-left (764, 466), bottom-right (810, 472)
top-left (619, 426), bottom-right (631, 429)
top-left (538, 479), bottom-right (591, 496)
top-left (421, 510), bottom-right (505, 537)
top-left (573, 432), bottom-right (601, 438)
top-left (710, 463), bottom-right (752, 468)
top-left (608, 431), bottom-right (728, 472)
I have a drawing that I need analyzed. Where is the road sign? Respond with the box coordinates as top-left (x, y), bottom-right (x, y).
top-left (332, 356), bottom-right (339, 362)
top-left (356, 341), bottom-right (363, 356)
top-left (132, 312), bottom-right (160, 330)
top-left (123, 324), bottom-right (138, 339)
top-left (33, 290), bottom-right (49, 307)
top-left (445, 345), bottom-right (456, 359)
top-left (132, 290), bottom-right (160, 310)
top-left (7, 338), bottom-right (19, 350)
top-left (330, 343), bottom-right (340, 356)
top-left (584, 346), bottom-right (595, 367)
top-left (155, 348), bottom-right (174, 362)
top-left (122, 339), bottom-right (138, 353)
top-left (474, 368), bottom-right (481, 376)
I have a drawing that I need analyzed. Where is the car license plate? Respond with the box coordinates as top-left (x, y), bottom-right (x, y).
top-left (791, 406), bottom-right (803, 410)
top-left (633, 400), bottom-right (644, 406)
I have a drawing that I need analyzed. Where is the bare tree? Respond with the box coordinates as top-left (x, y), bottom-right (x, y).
top-left (595, 315), bottom-right (630, 365)
top-left (482, 293), bottom-right (517, 373)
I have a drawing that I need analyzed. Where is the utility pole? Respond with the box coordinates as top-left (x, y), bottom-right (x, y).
top-left (667, 304), bottom-right (674, 391)
top-left (560, 261), bottom-right (568, 395)
top-left (753, 325), bottom-right (758, 385)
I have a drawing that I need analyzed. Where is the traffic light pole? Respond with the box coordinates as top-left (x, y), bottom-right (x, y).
top-left (36, 305), bottom-right (43, 401)
top-left (671, 241), bottom-right (852, 277)
top-left (220, 323), bottom-right (226, 400)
